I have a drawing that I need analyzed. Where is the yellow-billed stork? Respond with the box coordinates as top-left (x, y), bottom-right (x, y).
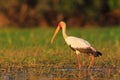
top-left (51, 21), bottom-right (102, 69)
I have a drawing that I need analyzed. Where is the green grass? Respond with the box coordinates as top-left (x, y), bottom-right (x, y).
top-left (0, 27), bottom-right (120, 79)
top-left (0, 27), bottom-right (120, 69)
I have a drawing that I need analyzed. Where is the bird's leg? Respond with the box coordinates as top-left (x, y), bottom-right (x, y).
top-left (77, 54), bottom-right (82, 69)
top-left (88, 55), bottom-right (94, 69)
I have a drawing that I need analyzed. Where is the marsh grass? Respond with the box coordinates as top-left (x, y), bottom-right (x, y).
top-left (0, 28), bottom-right (120, 65)
top-left (0, 27), bottom-right (120, 70)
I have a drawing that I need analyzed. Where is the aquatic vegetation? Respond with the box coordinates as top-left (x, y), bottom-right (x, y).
top-left (0, 27), bottom-right (120, 79)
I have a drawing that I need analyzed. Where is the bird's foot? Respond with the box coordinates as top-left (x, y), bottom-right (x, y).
top-left (87, 65), bottom-right (92, 69)
top-left (78, 64), bottom-right (82, 70)
top-left (88, 66), bottom-right (91, 69)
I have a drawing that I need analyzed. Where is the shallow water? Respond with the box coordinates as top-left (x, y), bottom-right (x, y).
top-left (0, 67), bottom-right (120, 80)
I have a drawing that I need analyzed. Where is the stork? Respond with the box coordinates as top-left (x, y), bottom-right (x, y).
top-left (51, 21), bottom-right (102, 69)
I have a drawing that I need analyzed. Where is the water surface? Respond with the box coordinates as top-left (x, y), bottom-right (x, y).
top-left (0, 67), bottom-right (119, 80)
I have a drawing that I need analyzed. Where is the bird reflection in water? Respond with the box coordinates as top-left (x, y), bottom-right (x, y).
top-left (50, 68), bottom-right (95, 80)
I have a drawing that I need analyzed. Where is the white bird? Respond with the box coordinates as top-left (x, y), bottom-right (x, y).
top-left (51, 21), bottom-right (102, 69)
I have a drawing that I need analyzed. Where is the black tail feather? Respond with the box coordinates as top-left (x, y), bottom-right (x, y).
top-left (94, 51), bottom-right (102, 57)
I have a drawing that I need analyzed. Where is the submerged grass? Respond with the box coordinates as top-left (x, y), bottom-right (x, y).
top-left (0, 27), bottom-right (120, 70)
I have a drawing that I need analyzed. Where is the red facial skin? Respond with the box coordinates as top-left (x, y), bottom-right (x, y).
top-left (58, 22), bottom-right (62, 29)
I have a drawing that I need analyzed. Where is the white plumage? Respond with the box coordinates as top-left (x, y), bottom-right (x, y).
top-left (65, 36), bottom-right (91, 49)
top-left (51, 21), bottom-right (102, 69)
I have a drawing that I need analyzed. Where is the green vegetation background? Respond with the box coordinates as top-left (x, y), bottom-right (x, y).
top-left (0, 27), bottom-right (119, 68)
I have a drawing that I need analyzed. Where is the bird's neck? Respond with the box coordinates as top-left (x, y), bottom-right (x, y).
top-left (62, 25), bottom-right (68, 39)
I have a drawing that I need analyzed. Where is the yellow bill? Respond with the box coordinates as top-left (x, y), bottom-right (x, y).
top-left (51, 26), bottom-right (60, 43)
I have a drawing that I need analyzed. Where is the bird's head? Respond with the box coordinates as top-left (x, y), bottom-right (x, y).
top-left (58, 21), bottom-right (66, 29)
top-left (51, 21), bottom-right (66, 43)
